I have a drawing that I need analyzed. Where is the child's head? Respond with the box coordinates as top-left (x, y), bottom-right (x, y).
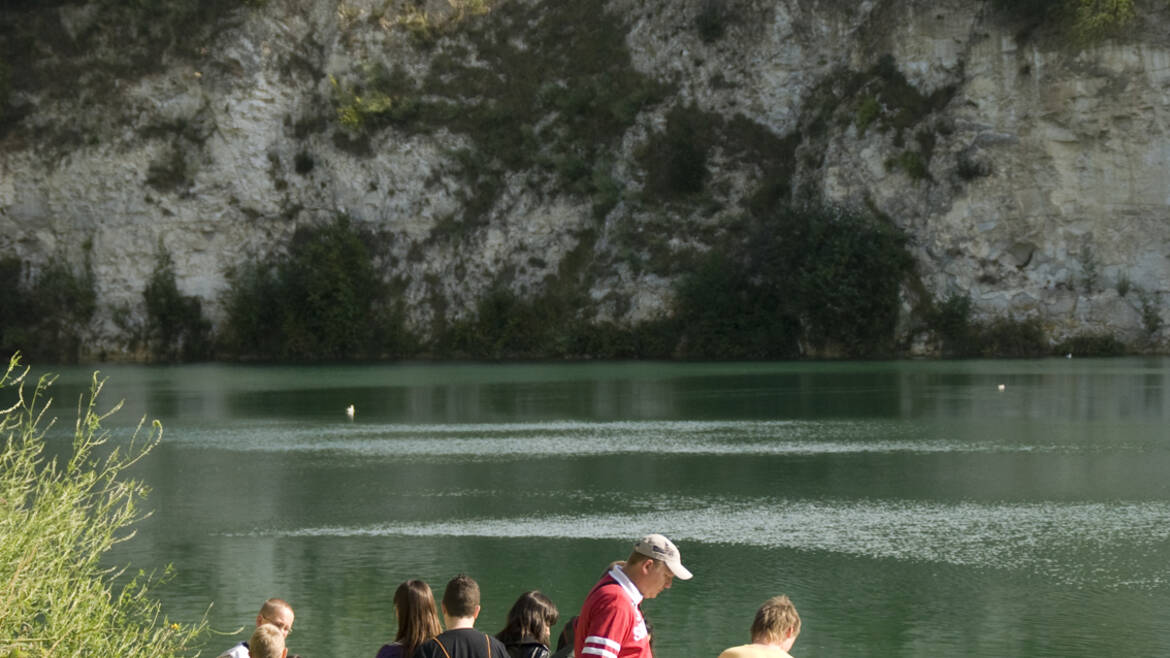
top-left (751, 595), bottom-right (800, 649)
top-left (249, 622), bottom-right (287, 658)
top-left (442, 574), bottom-right (481, 619)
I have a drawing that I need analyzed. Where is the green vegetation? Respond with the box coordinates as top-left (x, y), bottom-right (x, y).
top-left (0, 355), bottom-right (205, 656)
top-left (886, 150), bottom-right (931, 180)
top-left (638, 106), bottom-right (713, 202)
top-left (806, 54), bottom-right (955, 187)
top-left (1078, 243), bottom-right (1099, 292)
top-left (0, 255), bottom-right (97, 364)
top-left (1138, 289), bottom-right (1163, 340)
top-left (332, 0), bottom-right (669, 228)
top-left (926, 293), bottom-right (1052, 357)
top-left (636, 105), bottom-right (799, 216)
top-left (674, 202), bottom-right (914, 358)
top-left (1056, 332), bottom-right (1126, 356)
top-left (435, 283), bottom-right (677, 360)
top-left (1116, 273), bottom-right (1132, 297)
top-left (221, 215), bottom-right (410, 360)
top-left (991, 0), bottom-right (1148, 42)
top-left (143, 247), bottom-right (211, 362)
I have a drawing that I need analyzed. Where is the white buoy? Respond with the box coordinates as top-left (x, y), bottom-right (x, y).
top-left (1066, 352), bottom-right (1072, 359)
top-left (997, 384), bottom-right (1005, 391)
top-left (346, 404), bottom-right (355, 419)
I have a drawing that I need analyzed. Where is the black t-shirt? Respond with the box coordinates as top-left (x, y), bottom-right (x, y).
top-left (413, 628), bottom-right (510, 658)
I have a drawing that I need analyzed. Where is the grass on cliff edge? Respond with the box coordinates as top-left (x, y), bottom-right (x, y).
top-left (0, 354), bottom-right (205, 657)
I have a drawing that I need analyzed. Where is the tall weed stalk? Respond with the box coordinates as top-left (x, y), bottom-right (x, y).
top-left (0, 354), bottom-right (205, 656)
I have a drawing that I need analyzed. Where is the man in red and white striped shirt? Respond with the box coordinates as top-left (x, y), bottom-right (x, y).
top-left (575, 534), bottom-right (693, 658)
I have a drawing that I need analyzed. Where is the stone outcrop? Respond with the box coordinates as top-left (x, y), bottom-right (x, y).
top-left (1, 0), bottom-right (1168, 358)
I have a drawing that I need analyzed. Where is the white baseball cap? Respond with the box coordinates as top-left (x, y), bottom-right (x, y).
top-left (633, 533), bottom-right (693, 580)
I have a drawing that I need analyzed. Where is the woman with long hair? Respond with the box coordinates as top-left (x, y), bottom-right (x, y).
top-left (497, 590), bottom-right (560, 658)
top-left (376, 579), bottom-right (443, 658)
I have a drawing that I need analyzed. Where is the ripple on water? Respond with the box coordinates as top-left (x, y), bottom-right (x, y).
top-left (231, 498), bottom-right (1170, 589)
top-left (172, 419), bottom-right (1098, 457)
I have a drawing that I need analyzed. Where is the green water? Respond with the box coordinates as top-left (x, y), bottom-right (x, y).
top-left (37, 359), bottom-right (1170, 657)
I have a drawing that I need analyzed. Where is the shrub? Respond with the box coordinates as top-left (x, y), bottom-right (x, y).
top-left (143, 247), bottom-right (212, 362)
top-left (926, 293), bottom-right (977, 356)
top-left (0, 255), bottom-right (96, 364)
top-left (0, 354), bottom-right (205, 655)
top-left (1055, 332), bottom-right (1127, 357)
top-left (222, 216), bottom-right (409, 360)
top-left (1139, 290), bottom-right (1162, 340)
top-left (886, 150), bottom-right (931, 180)
top-left (1116, 274), bottom-right (1132, 297)
top-left (674, 202), bottom-right (913, 358)
top-left (973, 316), bottom-right (1049, 357)
top-left (639, 105), bottom-right (712, 202)
top-left (855, 95), bottom-right (881, 135)
top-left (673, 251), bottom-right (800, 358)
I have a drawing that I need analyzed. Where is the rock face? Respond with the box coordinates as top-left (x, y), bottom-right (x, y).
top-left (1, 0), bottom-right (1168, 358)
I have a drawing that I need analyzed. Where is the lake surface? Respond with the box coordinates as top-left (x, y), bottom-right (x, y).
top-left (35, 359), bottom-right (1170, 657)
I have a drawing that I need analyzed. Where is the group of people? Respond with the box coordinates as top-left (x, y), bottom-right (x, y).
top-left (217, 534), bottom-right (802, 658)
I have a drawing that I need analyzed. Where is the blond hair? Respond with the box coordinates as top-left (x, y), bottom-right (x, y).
top-left (750, 595), bottom-right (801, 644)
top-left (260, 598), bottom-right (292, 620)
top-left (249, 623), bottom-right (286, 658)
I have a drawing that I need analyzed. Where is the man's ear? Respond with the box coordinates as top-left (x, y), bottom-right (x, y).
top-left (472, 604), bottom-right (482, 619)
top-left (255, 614), bottom-right (264, 628)
top-left (281, 649), bottom-right (288, 658)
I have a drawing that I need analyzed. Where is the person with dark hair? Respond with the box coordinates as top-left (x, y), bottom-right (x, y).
top-left (496, 590), bottom-right (559, 658)
top-left (412, 574), bottom-right (510, 658)
top-left (377, 580), bottom-right (443, 658)
top-left (549, 615), bottom-right (576, 658)
top-left (574, 534), bottom-right (692, 658)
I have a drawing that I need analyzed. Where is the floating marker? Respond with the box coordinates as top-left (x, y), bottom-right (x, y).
top-left (997, 384), bottom-right (1005, 391)
top-left (346, 404), bottom-right (355, 419)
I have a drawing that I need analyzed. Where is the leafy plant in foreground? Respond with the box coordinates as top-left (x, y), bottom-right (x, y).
top-left (0, 354), bottom-right (205, 656)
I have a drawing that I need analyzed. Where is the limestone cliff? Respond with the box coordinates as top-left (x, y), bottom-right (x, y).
top-left (1, 0), bottom-right (1168, 359)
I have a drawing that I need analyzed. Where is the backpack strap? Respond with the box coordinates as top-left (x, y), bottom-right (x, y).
top-left (434, 637), bottom-right (452, 658)
top-left (485, 632), bottom-right (491, 658)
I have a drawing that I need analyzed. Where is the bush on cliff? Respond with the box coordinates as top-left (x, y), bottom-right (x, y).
top-left (143, 247), bottom-right (212, 362)
top-left (992, 0), bottom-right (1142, 42)
top-left (0, 256), bottom-right (96, 364)
top-left (0, 354), bottom-right (205, 656)
top-left (221, 215), bottom-right (411, 360)
top-left (674, 202), bottom-right (913, 358)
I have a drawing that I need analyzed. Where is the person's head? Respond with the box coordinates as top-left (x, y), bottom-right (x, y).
top-left (249, 623), bottom-right (288, 658)
top-left (555, 615), bottom-right (578, 651)
top-left (394, 579), bottom-right (442, 656)
top-left (442, 574), bottom-right (482, 620)
top-left (497, 590), bottom-right (559, 645)
top-left (256, 598), bottom-right (294, 637)
top-left (750, 595), bottom-right (801, 651)
top-left (624, 533), bottom-right (692, 599)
